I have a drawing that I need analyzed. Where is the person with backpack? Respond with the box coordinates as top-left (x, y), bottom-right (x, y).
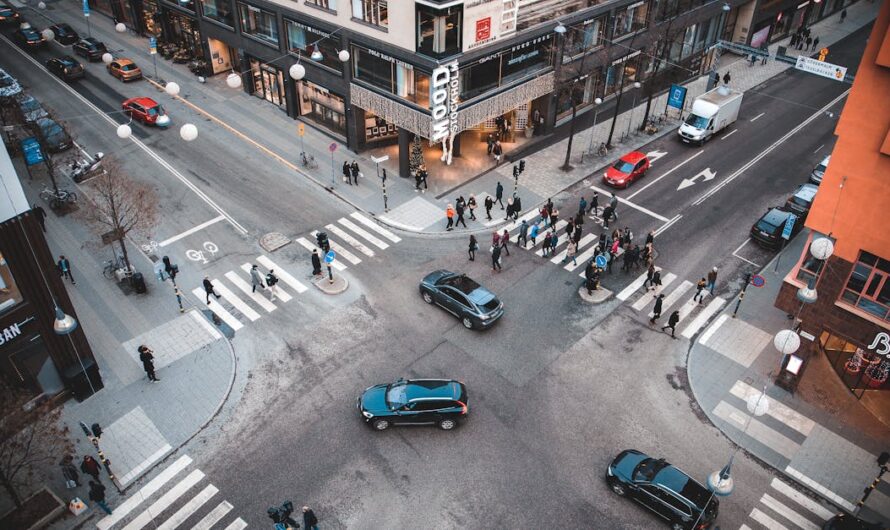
top-left (266, 270), bottom-right (280, 301)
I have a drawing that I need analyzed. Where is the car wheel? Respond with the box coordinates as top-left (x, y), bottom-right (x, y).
top-left (438, 418), bottom-right (457, 430)
top-left (371, 419), bottom-right (389, 431)
top-left (461, 317), bottom-right (473, 330)
top-left (609, 482), bottom-right (627, 496)
top-left (422, 291), bottom-right (433, 304)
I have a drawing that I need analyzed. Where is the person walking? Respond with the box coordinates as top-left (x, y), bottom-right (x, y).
top-left (517, 219), bottom-right (529, 247)
top-left (805, 35), bottom-right (813, 51)
top-left (250, 264), bottom-right (266, 293)
top-left (203, 276), bottom-right (221, 304)
top-left (418, 166), bottom-right (429, 192)
top-left (661, 310), bottom-right (680, 338)
top-left (573, 223), bottom-right (583, 244)
top-left (487, 133), bottom-right (494, 156)
top-left (650, 269), bottom-right (662, 291)
top-left (491, 244), bottom-right (502, 272)
top-left (455, 199), bottom-right (467, 228)
top-left (468, 235), bottom-right (478, 261)
top-left (840, 8), bottom-right (847, 23)
top-left (645, 230), bottom-right (655, 246)
top-left (529, 222), bottom-right (540, 247)
top-left (650, 294), bottom-right (665, 324)
top-left (790, 33), bottom-right (798, 48)
top-left (550, 230), bottom-right (559, 256)
top-left (706, 267), bottom-right (718, 295)
top-left (445, 204), bottom-right (455, 231)
top-left (467, 195), bottom-right (478, 221)
top-left (693, 277), bottom-right (707, 303)
top-left (81, 456), bottom-right (101, 482)
top-left (588, 191), bottom-right (599, 215)
top-left (415, 170), bottom-right (423, 191)
top-left (495, 182), bottom-right (505, 209)
top-left (542, 231), bottom-right (552, 258)
top-left (89, 480), bottom-right (112, 515)
top-left (549, 206), bottom-right (559, 228)
top-left (812, 36), bottom-right (819, 52)
top-left (303, 506), bottom-right (319, 530)
top-left (511, 195), bottom-right (521, 220)
top-left (493, 140), bottom-right (503, 164)
top-left (342, 161), bottom-right (351, 185)
top-left (350, 160), bottom-right (360, 185)
top-left (311, 249), bottom-right (322, 277)
top-left (491, 230), bottom-right (500, 252)
top-left (60, 455), bottom-right (80, 487)
top-left (644, 263), bottom-right (656, 290)
top-left (504, 197), bottom-right (514, 221)
top-left (578, 197), bottom-right (588, 218)
top-left (138, 345), bottom-right (160, 382)
top-left (501, 229), bottom-right (511, 256)
top-left (562, 239), bottom-right (578, 266)
top-left (723, 71), bottom-right (731, 85)
top-left (57, 255), bottom-right (75, 285)
top-left (32, 204), bottom-right (46, 232)
top-left (602, 205), bottom-right (614, 229)
top-left (265, 270), bottom-right (280, 301)
top-left (484, 195), bottom-right (494, 220)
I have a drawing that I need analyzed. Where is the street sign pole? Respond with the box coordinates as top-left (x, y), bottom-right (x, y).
top-left (149, 37), bottom-right (158, 80)
top-left (83, 0), bottom-right (91, 38)
top-left (324, 250), bottom-right (336, 284)
top-left (328, 142), bottom-right (338, 189)
top-left (371, 154), bottom-right (389, 212)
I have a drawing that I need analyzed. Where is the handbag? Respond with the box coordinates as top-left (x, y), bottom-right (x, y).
top-left (66, 479), bottom-right (77, 489)
top-left (489, 246), bottom-right (494, 253)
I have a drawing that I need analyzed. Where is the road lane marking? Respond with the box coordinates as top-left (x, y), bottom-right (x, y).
top-left (223, 519), bottom-right (248, 530)
top-left (192, 501), bottom-right (233, 530)
top-left (227, 269), bottom-right (278, 312)
top-left (732, 238), bottom-right (762, 267)
top-left (784, 467), bottom-right (856, 512)
top-left (118, 443), bottom-right (172, 486)
top-left (720, 129), bottom-right (738, 140)
top-left (654, 214), bottom-right (683, 237)
top-left (677, 292), bottom-right (708, 323)
top-left (337, 218), bottom-right (388, 249)
top-left (681, 296), bottom-right (726, 339)
top-left (295, 237), bottom-right (346, 271)
top-left (769, 478), bottom-right (835, 520)
top-left (750, 112), bottom-right (766, 122)
top-left (759, 493), bottom-right (821, 530)
top-left (256, 256), bottom-right (308, 294)
top-left (648, 280), bottom-right (693, 317)
top-left (212, 281), bottom-right (260, 321)
top-left (192, 289), bottom-right (243, 330)
top-left (631, 273), bottom-right (677, 310)
top-left (157, 484), bottom-right (218, 530)
top-left (97, 455), bottom-right (193, 530)
top-left (626, 151), bottom-right (704, 200)
top-left (730, 381), bottom-right (815, 435)
top-left (713, 401), bottom-right (801, 459)
top-left (616, 271), bottom-right (651, 301)
top-left (350, 212), bottom-right (402, 242)
top-left (326, 224), bottom-right (375, 256)
top-left (158, 216), bottom-right (225, 247)
top-left (122, 469), bottom-right (204, 530)
top-left (587, 184), bottom-right (669, 222)
top-left (813, 143), bottom-right (824, 153)
top-left (699, 314), bottom-right (728, 346)
top-left (750, 508), bottom-right (789, 530)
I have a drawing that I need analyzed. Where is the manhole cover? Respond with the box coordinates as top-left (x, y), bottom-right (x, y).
top-left (260, 232), bottom-right (290, 252)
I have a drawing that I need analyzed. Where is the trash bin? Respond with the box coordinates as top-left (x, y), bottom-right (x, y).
top-left (62, 358), bottom-right (103, 401)
top-left (131, 272), bottom-right (147, 294)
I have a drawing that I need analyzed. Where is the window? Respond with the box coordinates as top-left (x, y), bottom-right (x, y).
top-left (201, 0), bottom-right (233, 26)
top-left (613, 1), bottom-right (649, 39)
top-left (413, 400), bottom-right (445, 411)
top-left (352, 0), bottom-right (387, 28)
top-left (0, 252), bottom-right (23, 316)
top-left (285, 20), bottom-right (342, 72)
top-left (238, 3), bottom-right (278, 45)
top-left (306, 0), bottom-right (336, 10)
top-left (351, 45), bottom-right (429, 106)
top-left (841, 251), bottom-right (890, 321)
top-left (681, 24), bottom-right (697, 58)
top-left (564, 16), bottom-right (606, 57)
top-left (516, 0), bottom-right (599, 31)
top-left (416, 5), bottom-right (461, 57)
top-left (458, 35), bottom-right (553, 101)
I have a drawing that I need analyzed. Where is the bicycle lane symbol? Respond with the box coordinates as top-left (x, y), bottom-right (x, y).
top-left (186, 241), bottom-right (219, 264)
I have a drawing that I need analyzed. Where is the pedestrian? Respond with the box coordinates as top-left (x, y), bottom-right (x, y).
top-left (573, 223), bottom-right (582, 244)
top-left (484, 195), bottom-right (494, 220)
top-left (203, 276), bottom-right (221, 304)
top-left (138, 345), bottom-right (160, 382)
top-left (723, 71), bottom-right (731, 85)
top-left (351, 160), bottom-right (360, 185)
top-left (265, 269), bottom-right (280, 301)
top-left (455, 199), bottom-right (467, 228)
top-left (693, 277), bottom-right (707, 303)
top-left (487, 133), bottom-right (494, 155)
top-left (518, 219), bottom-right (529, 247)
top-left (565, 219), bottom-right (575, 239)
top-left (588, 191), bottom-right (599, 215)
top-left (550, 206), bottom-right (559, 228)
top-left (501, 229), bottom-right (511, 256)
top-left (650, 294), bottom-right (665, 324)
top-left (32, 204), bottom-right (46, 232)
top-left (250, 264), bottom-right (266, 293)
top-left (661, 310), bottom-right (680, 338)
top-left (415, 170), bottom-right (422, 191)
top-left (645, 230), bottom-right (655, 246)
top-left (529, 223), bottom-right (540, 246)
top-left (493, 140), bottom-right (503, 164)
top-left (539, 206), bottom-right (550, 228)
top-left (584, 261), bottom-right (597, 294)
top-left (631, 244), bottom-right (642, 270)
top-left (840, 9), bottom-right (847, 23)
top-left (342, 160), bottom-right (351, 185)
top-left (495, 181), bottom-right (504, 209)
top-left (650, 269), bottom-right (662, 291)
top-left (805, 36), bottom-right (812, 51)
top-left (504, 197), bottom-right (514, 221)
top-left (311, 249), bottom-right (322, 276)
top-left (607, 245), bottom-right (615, 273)
top-left (574, 211), bottom-right (584, 227)
top-left (812, 36), bottom-right (819, 52)
top-left (562, 239), bottom-right (578, 266)
top-left (303, 506), bottom-right (319, 530)
top-left (542, 231), bottom-right (552, 257)
top-left (644, 263), bottom-right (656, 289)
top-left (790, 33), bottom-right (798, 48)
top-left (80, 456), bottom-right (101, 482)
top-left (602, 205), bottom-right (613, 228)
top-left (803, 27), bottom-right (811, 39)
top-left (89, 480), bottom-right (112, 515)
top-left (707, 266), bottom-right (718, 295)
top-left (511, 195), bottom-right (521, 220)
top-left (467, 195), bottom-right (478, 220)
top-left (712, 71), bottom-right (720, 87)
top-left (57, 255), bottom-right (75, 285)
top-left (60, 455), bottom-right (80, 487)
top-left (549, 230), bottom-right (559, 256)
top-left (578, 197), bottom-right (588, 217)
top-left (445, 204), bottom-right (455, 231)
top-left (468, 234), bottom-right (477, 261)
top-left (492, 244), bottom-right (502, 272)
top-left (419, 166), bottom-right (429, 191)
top-left (609, 193), bottom-right (618, 215)
top-left (622, 248), bottom-right (632, 272)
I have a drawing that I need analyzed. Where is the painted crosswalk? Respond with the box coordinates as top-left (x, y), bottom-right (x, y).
top-left (97, 454), bottom-right (246, 530)
top-left (737, 478), bottom-right (834, 530)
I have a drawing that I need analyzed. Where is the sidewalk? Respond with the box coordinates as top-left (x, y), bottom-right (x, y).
top-left (689, 229), bottom-right (890, 525)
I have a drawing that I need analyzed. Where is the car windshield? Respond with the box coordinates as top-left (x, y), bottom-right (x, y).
top-left (147, 106), bottom-right (163, 116)
top-left (385, 382), bottom-right (408, 409)
top-left (612, 160), bottom-right (635, 173)
top-left (633, 458), bottom-right (669, 481)
top-left (755, 218), bottom-right (779, 232)
top-left (790, 195), bottom-right (811, 207)
top-left (684, 114), bottom-right (709, 129)
top-left (121, 64), bottom-right (136, 71)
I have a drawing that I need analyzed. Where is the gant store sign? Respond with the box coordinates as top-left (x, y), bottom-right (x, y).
top-left (430, 61), bottom-right (460, 165)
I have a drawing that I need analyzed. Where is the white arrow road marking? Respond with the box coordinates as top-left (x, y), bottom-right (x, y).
top-left (645, 149), bottom-right (669, 165)
top-left (627, 151), bottom-right (703, 200)
top-left (677, 168), bottom-right (717, 191)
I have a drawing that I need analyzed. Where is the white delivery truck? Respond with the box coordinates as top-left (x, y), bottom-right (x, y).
top-left (677, 86), bottom-right (743, 145)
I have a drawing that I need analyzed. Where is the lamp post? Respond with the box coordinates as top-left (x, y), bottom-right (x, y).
top-left (585, 97), bottom-right (603, 158)
top-left (625, 81), bottom-right (642, 139)
top-left (707, 3), bottom-right (732, 91)
top-left (371, 155), bottom-right (389, 211)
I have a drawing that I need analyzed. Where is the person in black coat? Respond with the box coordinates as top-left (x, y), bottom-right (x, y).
top-left (661, 310), bottom-right (680, 338)
top-left (350, 160), bottom-right (360, 185)
top-left (138, 345), bottom-right (160, 382)
top-left (303, 506), bottom-right (319, 530)
top-left (650, 294), bottom-right (665, 324)
top-left (311, 249), bottom-right (322, 276)
top-left (32, 204), bottom-right (47, 232)
top-left (342, 161), bottom-right (351, 185)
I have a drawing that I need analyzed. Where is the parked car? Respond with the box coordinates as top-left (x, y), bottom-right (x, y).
top-left (750, 208), bottom-right (803, 250)
top-left (606, 449), bottom-right (719, 530)
top-left (810, 154), bottom-right (831, 185)
top-left (33, 117), bottom-right (72, 152)
top-left (72, 37), bottom-right (107, 61)
top-left (419, 270), bottom-right (504, 329)
top-left (46, 56), bottom-right (85, 81)
top-left (14, 25), bottom-right (46, 48)
top-left (106, 58), bottom-right (142, 82)
top-left (15, 94), bottom-right (48, 123)
top-left (0, 2), bottom-right (20, 24)
top-left (122, 97), bottom-right (171, 127)
top-left (822, 512), bottom-right (885, 529)
top-left (47, 23), bottom-right (79, 45)
top-left (784, 183), bottom-right (818, 220)
top-left (0, 68), bottom-right (22, 102)
top-left (604, 151), bottom-right (651, 188)
top-left (357, 378), bottom-right (469, 431)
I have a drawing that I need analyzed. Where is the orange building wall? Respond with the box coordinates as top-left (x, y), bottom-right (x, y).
top-left (805, 1), bottom-right (890, 262)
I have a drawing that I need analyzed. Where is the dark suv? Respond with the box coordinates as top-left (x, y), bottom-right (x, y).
top-left (419, 270), bottom-right (504, 329)
top-left (607, 450), bottom-right (718, 530)
top-left (750, 208), bottom-right (801, 250)
top-left (358, 378), bottom-right (468, 431)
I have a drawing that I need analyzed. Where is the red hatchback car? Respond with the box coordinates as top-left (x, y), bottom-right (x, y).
top-left (122, 97), bottom-right (170, 128)
top-left (603, 151), bottom-right (650, 188)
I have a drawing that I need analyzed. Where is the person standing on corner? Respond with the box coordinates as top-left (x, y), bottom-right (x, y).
top-left (203, 276), bottom-right (221, 304)
top-left (250, 264), bottom-right (266, 293)
top-left (650, 294), bottom-right (665, 325)
top-left (89, 480), bottom-right (112, 515)
top-left (661, 310), bottom-right (680, 338)
top-left (495, 181), bottom-right (505, 209)
top-left (342, 160), bottom-right (351, 185)
top-left (707, 267), bottom-right (718, 295)
top-left (57, 255), bottom-right (75, 285)
top-left (468, 235), bottom-right (477, 261)
top-left (80, 455), bottom-right (101, 482)
top-left (138, 345), bottom-right (160, 382)
top-left (60, 455), bottom-right (80, 487)
top-left (723, 71), bottom-right (731, 85)
top-left (311, 249), bottom-right (322, 277)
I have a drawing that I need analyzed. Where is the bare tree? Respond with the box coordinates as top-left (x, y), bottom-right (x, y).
top-left (0, 379), bottom-right (74, 507)
top-left (78, 158), bottom-right (159, 272)
top-left (639, 5), bottom-right (686, 127)
top-left (605, 31), bottom-right (642, 147)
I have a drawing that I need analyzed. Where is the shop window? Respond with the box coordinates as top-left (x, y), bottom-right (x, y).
top-left (306, 0), bottom-right (336, 10)
top-left (416, 5), bottom-right (461, 57)
top-left (460, 60), bottom-right (500, 101)
top-left (364, 112), bottom-right (397, 143)
top-left (557, 76), bottom-right (595, 119)
top-left (564, 16), bottom-right (606, 57)
top-left (603, 56), bottom-right (640, 96)
top-left (297, 80), bottom-right (346, 136)
top-left (613, 1), bottom-right (650, 39)
top-left (840, 251), bottom-right (890, 321)
top-left (681, 24), bottom-right (697, 58)
top-left (0, 252), bottom-right (23, 316)
top-left (285, 19), bottom-right (342, 72)
top-left (352, 0), bottom-right (387, 28)
top-left (238, 3), bottom-right (278, 45)
top-left (796, 253), bottom-right (825, 285)
top-left (351, 45), bottom-right (429, 106)
top-left (202, 0), bottom-right (234, 27)
top-left (516, 0), bottom-right (599, 32)
top-left (821, 331), bottom-right (890, 392)
top-left (501, 35), bottom-right (553, 85)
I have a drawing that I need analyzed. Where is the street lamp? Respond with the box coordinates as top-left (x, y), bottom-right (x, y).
top-left (116, 123), bottom-right (131, 139)
top-left (115, 22), bottom-right (126, 33)
top-left (164, 82), bottom-right (181, 96)
top-left (102, 53), bottom-right (113, 65)
top-left (179, 123), bottom-right (198, 142)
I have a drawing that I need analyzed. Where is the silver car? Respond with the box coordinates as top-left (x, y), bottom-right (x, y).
top-left (810, 154), bottom-right (830, 185)
top-left (0, 68), bottom-right (22, 102)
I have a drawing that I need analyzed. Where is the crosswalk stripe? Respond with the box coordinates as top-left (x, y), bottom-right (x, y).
top-left (632, 273), bottom-right (677, 310)
top-left (256, 256), bottom-right (308, 294)
top-left (677, 292), bottom-right (708, 322)
top-left (616, 271), bottom-right (650, 301)
top-left (681, 296), bottom-right (726, 339)
top-left (157, 484), bottom-right (218, 530)
top-left (760, 493), bottom-right (821, 530)
top-left (227, 269), bottom-right (277, 312)
top-left (750, 507), bottom-right (790, 530)
top-left (222, 518), bottom-right (247, 530)
top-left (647, 280), bottom-right (693, 317)
top-left (350, 212), bottom-right (401, 242)
top-left (516, 219), bottom-right (567, 245)
top-left (566, 236), bottom-right (600, 271)
top-left (502, 208), bottom-right (544, 232)
top-left (191, 289), bottom-right (243, 331)
top-left (311, 230), bottom-right (361, 265)
top-left (326, 223), bottom-right (375, 256)
top-left (552, 234), bottom-right (596, 265)
top-left (731, 382), bottom-right (815, 436)
top-left (238, 264), bottom-right (293, 302)
top-left (212, 280), bottom-right (260, 322)
top-left (337, 218), bottom-right (388, 249)
top-left (740, 525), bottom-right (754, 530)
top-left (295, 237), bottom-right (346, 271)
top-left (123, 469), bottom-right (205, 530)
top-left (97, 456), bottom-right (193, 530)
top-left (191, 500), bottom-right (233, 530)
top-left (769, 478), bottom-right (835, 520)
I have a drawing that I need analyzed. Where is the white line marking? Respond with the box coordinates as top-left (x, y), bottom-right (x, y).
top-left (326, 224), bottom-right (375, 256)
top-left (222, 518), bottom-right (247, 530)
top-left (712, 401), bottom-right (801, 458)
top-left (739, 525), bottom-right (754, 530)
top-left (158, 216), bottom-right (225, 247)
top-left (616, 271), bottom-right (651, 301)
top-left (649, 280), bottom-right (693, 317)
top-left (522, 220), bottom-right (566, 246)
top-left (769, 478), bottom-right (836, 520)
top-left (212, 281), bottom-right (260, 321)
top-left (750, 508), bottom-right (789, 530)
top-left (257, 256), bottom-right (308, 294)
top-left (750, 112), bottom-right (766, 122)
top-left (813, 143), bottom-right (824, 154)
top-left (158, 484), bottom-right (218, 530)
top-left (552, 234), bottom-right (596, 265)
top-left (699, 314), bottom-right (728, 346)
top-left (97, 455), bottom-right (193, 530)
top-left (118, 443), bottom-right (172, 486)
top-left (785, 467), bottom-right (857, 512)
top-left (239, 263), bottom-right (293, 301)
top-left (654, 214), bottom-right (683, 237)
top-left (730, 382), bottom-right (815, 435)
top-left (720, 129), bottom-right (738, 140)
top-left (627, 151), bottom-right (704, 200)
top-left (337, 218), bottom-right (388, 249)
top-left (732, 238), bottom-right (762, 267)
top-left (502, 208), bottom-right (543, 233)
top-left (588, 184), bottom-right (670, 222)
top-left (677, 293), bottom-right (706, 323)
top-left (566, 236), bottom-right (600, 271)
top-left (188, 309), bottom-right (223, 339)
top-left (681, 296), bottom-right (727, 339)
top-left (350, 212), bottom-right (401, 242)
top-left (192, 289), bottom-right (243, 331)
top-left (760, 493), bottom-right (820, 530)
top-left (311, 231), bottom-right (361, 265)
top-left (535, 232), bottom-right (570, 257)
top-left (191, 500), bottom-right (233, 530)
top-left (227, 270), bottom-right (277, 312)
top-left (122, 469), bottom-right (205, 530)
top-left (632, 273), bottom-right (677, 310)
top-left (295, 237), bottom-right (346, 271)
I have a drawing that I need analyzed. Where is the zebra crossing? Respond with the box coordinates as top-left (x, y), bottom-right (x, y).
top-left (739, 478), bottom-right (835, 530)
top-left (193, 213), bottom-right (400, 330)
top-left (96, 455), bottom-right (246, 530)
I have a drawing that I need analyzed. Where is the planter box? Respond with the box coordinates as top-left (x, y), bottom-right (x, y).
top-left (0, 487), bottom-right (66, 530)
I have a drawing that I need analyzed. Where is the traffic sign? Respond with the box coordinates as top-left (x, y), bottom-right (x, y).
top-left (149, 37), bottom-right (157, 55)
top-left (324, 250), bottom-right (336, 264)
top-left (595, 255), bottom-right (607, 268)
top-left (82, 0), bottom-right (89, 16)
top-left (750, 274), bottom-right (766, 288)
top-left (794, 56), bottom-right (846, 82)
top-left (781, 214), bottom-right (797, 240)
top-left (667, 84), bottom-right (687, 110)
top-left (297, 123), bottom-right (304, 136)
top-left (328, 142), bottom-right (338, 153)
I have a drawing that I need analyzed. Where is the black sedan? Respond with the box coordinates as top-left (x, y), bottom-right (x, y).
top-left (0, 3), bottom-right (20, 24)
top-left (33, 117), bottom-right (72, 152)
top-left (357, 378), bottom-right (469, 431)
top-left (606, 450), bottom-right (718, 530)
top-left (72, 37), bottom-right (107, 61)
top-left (419, 270), bottom-right (503, 330)
top-left (48, 23), bottom-right (79, 45)
top-left (14, 26), bottom-right (45, 48)
top-left (46, 56), bottom-right (85, 81)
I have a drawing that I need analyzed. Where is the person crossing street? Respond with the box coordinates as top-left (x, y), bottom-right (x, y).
top-left (693, 277), bottom-right (707, 303)
top-left (650, 294), bottom-right (665, 324)
top-left (517, 219), bottom-right (529, 247)
top-left (661, 310), bottom-right (680, 338)
top-left (495, 181), bottom-right (505, 209)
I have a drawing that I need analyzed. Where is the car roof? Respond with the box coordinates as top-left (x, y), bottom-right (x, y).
top-left (114, 58), bottom-right (136, 65)
top-left (404, 379), bottom-right (460, 400)
top-left (55, 56), bottom-right (78, 64)
top-left (653, 465), bottom-right (709, 508)
top-left (621, 151), bottom-right (648, 163)
top-left (792, 184), bottom-right (818, 201)
top-left (762, 208), bottom-right (791, 226)
top-left (125, 97), bottom-right (158, 107)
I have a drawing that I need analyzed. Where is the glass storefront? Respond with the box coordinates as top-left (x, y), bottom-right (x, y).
top-left (0, 252), bottom-right (22, 316)
top-left (142, 0), bottom-right (163, 36)
top-left (201, 0), bottom-right (234, 27)
top-left (297, 80), bottom-right (346, 137)
top-left (285, 19), bottom-right (342, 72)
top-left (459, 34), bottom-right (553, 101)
top-left (821, 330), bottom-right (890, 394)
top-left (238, 3), bottom-right (279, 45)
top-left (363, 112), bottom-right (397, 144)
top-left (603, 52), bottom-right (643, 96)
top-left (6, 333), bottom-right (64, 397)
top-left (250, 59), bottom-right (286, 109)
top-left (613, 1), bottom-right (649, 39)
top-left (351, 45), bottom-right (430, 107)
top-left (167, 11), bottom-right (204, 58)
top-left (416, 4), bottom-right (461, 58)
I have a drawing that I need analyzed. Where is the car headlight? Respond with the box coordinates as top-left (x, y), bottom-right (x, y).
top-left (362, 410), bottom-right (373, 418)
top-left (607, 467), bottom-right (613, 477)
top-left (479, 313), bottom-right (489, 320)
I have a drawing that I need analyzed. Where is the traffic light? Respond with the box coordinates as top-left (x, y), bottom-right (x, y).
top-left (91, 423), bottom-right (103, 438)
top-left (513, 165), bottom-right (519, 177)
top-left (879, 452), bottom-right (889, 467)
top-left (519, 160), bottom-right (526, 173)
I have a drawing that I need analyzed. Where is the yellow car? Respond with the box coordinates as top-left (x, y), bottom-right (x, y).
top-left (106, 58), bottom-right (142, 82)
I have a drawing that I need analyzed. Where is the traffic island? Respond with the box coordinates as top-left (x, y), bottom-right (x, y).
top-left (314, 275), bottom-right (348, 295)
top-left (578, 286), bottom-right (612, 304)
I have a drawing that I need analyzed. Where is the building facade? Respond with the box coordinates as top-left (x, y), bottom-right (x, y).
top-left (774, 1), bottom-right (890, 402)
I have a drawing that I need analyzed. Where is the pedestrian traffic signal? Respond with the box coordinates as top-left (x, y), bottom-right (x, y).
top-left (513, 165), bottom-right (519, 177)
top-left (91, 423), bottom-right (103, 438)
top-left (519, 160), bottom-right (525, 173)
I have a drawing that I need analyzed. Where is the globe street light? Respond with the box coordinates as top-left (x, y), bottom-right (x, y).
top-left (41, 29), bottom-right (54, 41)
top-left (164, 82), bottom-right (180, 96)
top-left (289, 63), bottom-right (305, 81)
top-left (226, 72), bottom-right (242, 89)
top-left (180, 123), bottom-right (198, 142)
top-left (116, 124), bottom-right (132, 139)
top-left (102, 53), bottom-right (113, 65)
top-left (115, 22), bottom-right (126, 33)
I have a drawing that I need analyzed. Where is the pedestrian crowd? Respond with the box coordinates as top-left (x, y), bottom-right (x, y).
top-left (789, 26), bottom-right (820, 52)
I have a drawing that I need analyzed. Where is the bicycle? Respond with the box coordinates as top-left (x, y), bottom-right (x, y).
top-left (102, 256), bottom-right (131, 280)
top-left (596, 142), bottom-right (609, 157)
top-left (39, 186), bottom-right (77, 209)
top-left (300, 152), bottom-right (318, 169)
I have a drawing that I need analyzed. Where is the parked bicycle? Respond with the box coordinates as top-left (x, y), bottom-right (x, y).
top-left (102, 256), bottom-right (130, 280)
top-left (39, 186), bottom-right (77, 209)
top-left (596, 142), bottom-right (609, 157)
top-left (300, 152), bottom-right (318, 169)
